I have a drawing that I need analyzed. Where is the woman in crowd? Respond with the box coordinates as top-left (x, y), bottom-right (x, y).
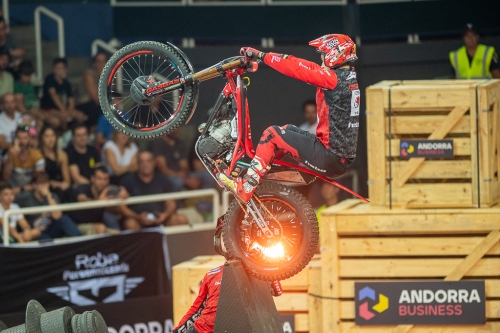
top-left (101, 130), bottom-right (138, 184)
top-left (39, 126), bottom-right (71, 201)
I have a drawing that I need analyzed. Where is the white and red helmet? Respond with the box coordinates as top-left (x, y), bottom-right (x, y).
top-left (309, 34), bottom-right (357, 68)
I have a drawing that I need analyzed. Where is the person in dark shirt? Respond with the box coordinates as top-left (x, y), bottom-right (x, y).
top-left (119, 150), bottom-right (187, 230)
top-left (65, 123), bottom-right (101, 184)
top-left (14, 171), bottom-right (81, 240)
top-left (39, 58), bottom-right (86, 130)
top-left (68, 165), bottom-right (127, 234)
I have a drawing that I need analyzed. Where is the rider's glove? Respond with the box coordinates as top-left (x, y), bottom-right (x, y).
top-left (240, 47), bottom-right (266, 61)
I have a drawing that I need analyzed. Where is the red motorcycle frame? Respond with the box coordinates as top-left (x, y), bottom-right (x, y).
top-left (201, 61), bottom-right (368, 202)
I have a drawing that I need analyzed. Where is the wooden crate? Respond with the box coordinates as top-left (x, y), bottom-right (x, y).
top-left (320, 199), bottom-right (500, 333)
top-left (366, 79), bottom-right (500, 208)
top-left (172, 255), bottom-right (321, 333)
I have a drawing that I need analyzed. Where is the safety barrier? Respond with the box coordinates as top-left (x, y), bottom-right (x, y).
top-left (2, 188), bottom-right (220, 246)
top-left (34, 6), bottom-right (65, 82)
top-left (110, 0), bottom-right (346, 7)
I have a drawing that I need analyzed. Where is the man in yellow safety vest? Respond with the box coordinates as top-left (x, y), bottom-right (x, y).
top-left (449, 24), bottom-right (500, 79)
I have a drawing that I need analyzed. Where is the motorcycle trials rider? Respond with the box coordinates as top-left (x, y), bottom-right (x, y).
top-left (218, 34), bottom-right (360, 203)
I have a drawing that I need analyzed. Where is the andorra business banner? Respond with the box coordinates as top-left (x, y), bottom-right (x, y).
top-left (0, 230), bottom-right (171, 315)
top-left (355, 281), bottom-right (485, 325)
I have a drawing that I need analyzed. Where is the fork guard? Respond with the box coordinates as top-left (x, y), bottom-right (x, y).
top-left (165, 42), bottom-right (199, 125)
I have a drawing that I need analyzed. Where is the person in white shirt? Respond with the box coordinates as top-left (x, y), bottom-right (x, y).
top-left (0, 92), bottom-right (22, 152)
top-left (0, 182), bottom-right (40, 243)
top-left (101, 130), bottom-right (138, 183)
top-left (298, 99), bottom-right (318, 135)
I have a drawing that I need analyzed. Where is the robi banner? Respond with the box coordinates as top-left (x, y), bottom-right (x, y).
top-left (0, 230), bottom-right (171, 315)
top-left (355, 281), bottom-right (485, 325)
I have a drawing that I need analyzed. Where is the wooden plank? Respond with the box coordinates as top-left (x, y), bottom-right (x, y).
top-left (172, 264), bottom-right (192, 323)
top-left (392, 106), bottom-right (469, 187)
top-left (339, 280), bottom-right (500, 298)
top-left (308, 262), bottom-right (322, 333)
top-left (340, 300), bottom-right (500, 320)
top-left (469, 86), bottom-right (480, 208)
top-left (387, 160), bottom-right (472, 179)
top-left (388, 115), bottom-right (470, 135)
top-left (339, 322), bottom-right (500, 333)
top-left (478, 81), bottom-right (500, 207)
top-left (320, 209), bottom-right (341, 332)
top-left (367, 86), bottom-right (387, 206)
top-left (389, 183), bottom-right (472, 208)
top-left (339, 236), bottom-right (500, 256)
top-left (339, 258), bottom-right (500, 278)
top-left (294, 313), bottom-right (308, 332)
top-left (382, 87), bottom-right (473, 109)
top-left (388, 138), bottom-right (471, 157)
top-left (445, 230), bottom-right (500, 281)
top-left (274, 292), bottom-right (308, 312)
top-left (336, 212), bottom-right (500, 235)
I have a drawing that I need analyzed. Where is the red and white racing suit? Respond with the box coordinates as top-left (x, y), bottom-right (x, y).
top-left (172, 266), bottom-right (223, 333)
top-left (256, 52), bottom-right (360, 178)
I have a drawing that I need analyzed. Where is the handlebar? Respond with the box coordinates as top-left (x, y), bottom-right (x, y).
top-left (152, 57), bottom-right (250, 96)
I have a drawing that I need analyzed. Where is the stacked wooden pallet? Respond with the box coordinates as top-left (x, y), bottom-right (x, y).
top-left (318, 199), bottom-right (500, 333)
top-left (366, 79), bottom-right (500, 208)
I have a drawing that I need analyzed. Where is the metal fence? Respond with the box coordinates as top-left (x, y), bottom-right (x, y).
top-left (2, 188), bottom-right (220, 246)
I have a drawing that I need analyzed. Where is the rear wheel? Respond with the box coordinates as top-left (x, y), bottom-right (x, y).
top-left (98, 41), bottom-right (196, 139)
top-left (222, 182), bottom-right (319, 281)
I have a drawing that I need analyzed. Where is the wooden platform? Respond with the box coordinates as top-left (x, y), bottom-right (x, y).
top-left (366, 79), bottom-right (500, 208)
top-left (172, 255), bottom-right (321, 333)
top-left (319, 199), bottom-right (500, 332)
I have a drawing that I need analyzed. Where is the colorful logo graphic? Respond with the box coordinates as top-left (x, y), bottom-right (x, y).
top-left (358, 286), bottom-right (389, 320)
top-left (400, 141), bottom-right (414, 157)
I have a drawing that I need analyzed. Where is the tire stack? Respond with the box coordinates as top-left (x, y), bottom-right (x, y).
top-left (0, 300), bottom-right (107, 333)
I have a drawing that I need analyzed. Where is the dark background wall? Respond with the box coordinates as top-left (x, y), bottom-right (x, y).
top-left (7, 0), bottom-right (500, 197)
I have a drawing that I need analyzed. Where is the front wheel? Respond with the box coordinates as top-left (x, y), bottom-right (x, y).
top-left (98, 41), bottom-right (196, 139)
top-left (222, 182), bottom-right (319, 281)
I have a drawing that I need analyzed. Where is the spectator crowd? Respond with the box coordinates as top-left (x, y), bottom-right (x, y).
top-left (0, 15), bottom-right (219, 244)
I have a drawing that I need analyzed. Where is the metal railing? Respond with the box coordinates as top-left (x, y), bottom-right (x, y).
top-left (34, 6), bottom-right (65, 82)
top-left (2, 188), bottom-right (220, 246)
top-left (91, 39), bottom-right (118, 56)
top-left (111, 0), bottom-right (346, 6)
top-left (2, 0), bottom-right (9, 29)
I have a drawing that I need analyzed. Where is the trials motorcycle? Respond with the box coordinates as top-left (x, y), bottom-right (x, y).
top-left (98, 41), bottom-right (367, 281)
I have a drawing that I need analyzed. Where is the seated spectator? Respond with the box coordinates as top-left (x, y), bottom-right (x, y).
top-left (151, 128), bottom-right (200, 192)
top-left (298, 99), bottom-right (318, 134)
top-left (39, 58), bottom-right (86, 131)
top-left (0, 182), bottom-right (40, 243)
top-left (102, 130), bottom-right (138, 184)
top-left (77, 52), bottom-right (108, 128)
top-left (2, 124), bottom-right (44, 194)
top-left (0, 16), bottom-right (25, 68)
top-left (15, 171), bottom-right (82, 240)
top-left (95, 113), bottom-right (114, 148)
top-left (0, 92), bottom-right (22, 152)
top-left (68, 165), bottom-right (126, 234)
top-left (0, 46), bottom-right (13, 97)
top-left (65, 123), bottom-right (101, 184)
top-left (119, 150), bottom-right (188, 230)
top-left (39, 126), bottom-right (71, 201)
top-left (14, 60), bottom-right (39, 115)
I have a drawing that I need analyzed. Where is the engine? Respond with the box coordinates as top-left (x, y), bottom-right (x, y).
top-left (197, 119), bottom-right (234, 159)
